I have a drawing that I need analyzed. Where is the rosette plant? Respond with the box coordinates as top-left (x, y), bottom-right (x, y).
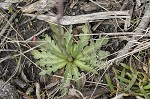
top-left (31, 23), bottom-right (109, 91)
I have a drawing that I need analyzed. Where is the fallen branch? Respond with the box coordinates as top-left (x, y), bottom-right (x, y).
top-left (24, 10), bottom-right (131, 26)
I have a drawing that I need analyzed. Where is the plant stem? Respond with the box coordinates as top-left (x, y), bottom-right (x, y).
top-left (56, 0), bottom-right (73, 62)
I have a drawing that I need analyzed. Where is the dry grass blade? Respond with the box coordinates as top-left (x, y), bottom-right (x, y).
top-left (0, 13), bottom-right (17, 39)
top-left (2, 54), bottom-right (22, 88)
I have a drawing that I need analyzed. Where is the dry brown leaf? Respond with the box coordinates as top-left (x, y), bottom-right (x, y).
top-left (80, 72), bottom-right (86, 88)
top-left (68, 88), bottom-right (81, 98)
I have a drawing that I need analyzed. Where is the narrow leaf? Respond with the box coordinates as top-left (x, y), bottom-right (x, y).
top-left (74, 60), bottom-right (97, 74)
top-left (121, 63), bottom-right (130, 70)
top-left (46, 61), bottom-right (67, 74)
top-left (124, 74), bottom-right (137, 91)
top-left (31, 50), bottom-right (43, 59)
top-left (51, 61), bottom-right (67, 73)
top-left (118, 76), bottom-right (130, 83)
top-left (79, 24), bottom-right (90, 47)
top-left (45, 34), bottom-right (62, 53)
top-left (105, 74), bottom-right (115, 92)
top-left (64, 62), bottom-right (72, 81)
top-left (83, 36), bottom-right (109, 55)
top-left (50, 23), bottom-right (64, 34)
top-left (72, 66), bottom-right (81, 89)
top-left (98, 50), bottom-right (110, 58)
top-left (39, 70), bottom-right (47, 75)
top-left (121, 68), bottom-right (126, 78)
top-left (144, 84), bottom-right (150, 90)
top-left (83, 41), bottom-right (95, 55)
top-left (95, 36), bottom-right (109, 46)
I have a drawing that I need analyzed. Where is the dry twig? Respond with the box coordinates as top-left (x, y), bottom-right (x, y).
top-left (24, 10), bottom-right (130, 26)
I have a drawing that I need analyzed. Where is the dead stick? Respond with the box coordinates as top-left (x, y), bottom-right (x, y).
top-left (56, 0), bottom-right (73, 61)
top-left (24, 10), bottom-right (130, 25)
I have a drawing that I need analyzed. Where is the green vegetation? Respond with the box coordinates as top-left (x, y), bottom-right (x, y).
top-left (31, 23), bottom-right (109, 94)
top-left (105, 63), bottom-right (150, 99)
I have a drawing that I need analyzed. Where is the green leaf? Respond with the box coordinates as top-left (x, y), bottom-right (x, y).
top-left (64, 62), bottom-right (72, 81)
top-left (50, 23), bottom-right (58, 33)
top-left (31, 50), bottom-right (44, 59)
top-left (64, 32), bottom-right (73, 44)
top-left (65, 31), bottom-right (73, 54)
top-left (83, 36), bottom-right (109, 55)
top-left (46, 51), bottom-right (59, 59)
top-left (124, 74), bottom-right (137, 91)
top-left (98, 50), bottom-right (110, 58)
top-left (74, 60), bottom-right (98, 74)
top-left (36, 55), bottom-right (65, 66)
top-left (79, 24), bottom-right (90, 47)
top-left (31, 50), bottom-right (60, 60)
top-left (82, 24), bottom-right (89, 35)
top-left (46, 61), bottom-right (67, 74)
top-left (45, 34), bottom-right (62, 53)
top-left (66, 42), bottom-right (73, 55)
top-left (95, 36), bottom-right (109, 46)
top-left (68, 25), bottom-right (73, 33)
top-left (105, 74), bottom-right (115, 92)
top-left (121, 68), bottom-right (126, 78)
top-left (52, 51), bottom-right (67, 59)
top-left (79, 54), bottom-right (96, 61)
top-left (50, 23), bottom-right (64, 34)
top-left (144, 84), bottom-right (150, 90)
top-left (72, 44), bottom-right (81, 58)
top-left (121, 63), bottom-right (130, 69)
top-left (72, 66), bottom-right (81, 89)
top-left (90, 57), bottom-right (97, 66)
top-left (61, 69), bottom-right (72, 96)
top-left (35, 38), bottom-right (51, 51)
top-left (45, 67), bottom-right (52, 74)
top-left (49, 59), bottom-right (66, 65)
top-left (83, 41), bottom-right (95, 55)
top-left (64, 25), bottom-right (73, 52)
top-left (51, 61), bottom-right (67, 72)
top-left (118, 76), bottom-right (130, 83)
top-left (39, 70), bottom-right (47, 75)
top-left (36, 59), bottom-right (50, 66)
top-left (126, 72), bottom-right (133, 79)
